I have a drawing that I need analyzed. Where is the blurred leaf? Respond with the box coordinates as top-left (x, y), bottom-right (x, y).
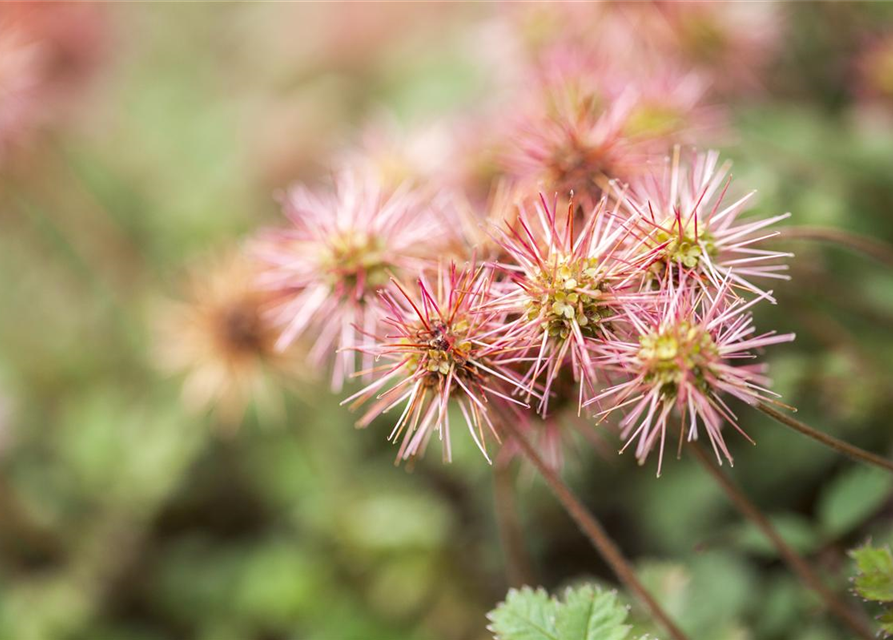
top-left (638, 553), bottom-right (756, 638)
top-left (819, 467), bottom-right (893, 538)
top-left (732, 512), bottom-right (819, 557)
top-left (487, 585), bottom-right (632, 640)
top-left (880, 609), bottom-right (893, 636)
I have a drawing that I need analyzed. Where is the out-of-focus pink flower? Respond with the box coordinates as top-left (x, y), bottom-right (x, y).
top-left (491, 2), bottom-right (661, 69)
top-left (341, 116), bottom-right (460, 195)
top-left (621, 65), bottom-right (721, 147)
top-left (499, 48), bottom-right (638, 201)
top-left (855, 33), bottom-right (893, 107)
top-left (590, 276), bottom-right (795, 475)
top-left (6, 3), bottom-right (107, 92)
top-left (153, 251), bottom-right (306, 431)
top-left (618, 147), bottom-right (792, 300)
top-left (253, 168), bottom-right (451, 391)
top-left (0, 17), bottom-right (45, 159)
top-left (0, 3), bottom-right (107, 162)
top-left (487, 194), bottom-right (656, 416)
top-left (654, 1), bottom-right (783, 94)
top-left (498, 46), bottom-right (717, 203)
top-left (343, 263), bottom-right (529, 463)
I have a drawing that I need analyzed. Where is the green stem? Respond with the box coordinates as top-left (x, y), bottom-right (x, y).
top-left (499, 418), bottom-right (690, 640)
top-left (756, 402), bottom-right (893, 474)
top-left (690, 443), bottom-right (875, 640)
top-left (493, 457), bottom-right (535, 588)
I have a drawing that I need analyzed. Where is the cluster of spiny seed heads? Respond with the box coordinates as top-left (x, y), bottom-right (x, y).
top-left (246, 143), bottom-right (794, 475)
top-left (164, 4), bottom-right (798, 474)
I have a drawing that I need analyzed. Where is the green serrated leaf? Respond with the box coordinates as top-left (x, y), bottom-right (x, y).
top-left (488, 587), bottom-right (559, 640)
top-left (555, 586), bottom-right (631, 640)
top-left (851, 543), bottom-right (893, 603)
top-left (488, 585), bottom-right (632, 640)
top-left (819, 467), bottom-right (893, 538)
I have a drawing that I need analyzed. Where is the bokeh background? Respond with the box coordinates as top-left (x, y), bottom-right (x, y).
top-left (2, 3), bottom-right (893, 639)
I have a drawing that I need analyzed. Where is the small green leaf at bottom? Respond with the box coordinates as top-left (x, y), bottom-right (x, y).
top-left (487, 584), bottom-right (634, 640)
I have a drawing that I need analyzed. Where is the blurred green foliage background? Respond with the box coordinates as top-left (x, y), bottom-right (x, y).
top-left (2, 3), bottom-right (893, 640)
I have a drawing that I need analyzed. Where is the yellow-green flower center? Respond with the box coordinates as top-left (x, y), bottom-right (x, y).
top-left (649, 217), bottom-right (717, 272)
top-left (680, 15), bottom-right (729, 62)
top-left (625, 104), bottom-right (686, 138)
top-left (638, 322), bottom-right (718, 397)
top-left (324, 231), bottom-right (391, 293)
top-left (527, 256), bottom-right (610, 341)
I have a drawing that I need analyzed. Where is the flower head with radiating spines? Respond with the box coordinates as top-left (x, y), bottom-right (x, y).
top-left (344, 263), bottom-right (530, 464)
top-left (500, 49), bottom-right (637, 201)
top-left (253, 167), bottom-right (449, 390)
top-left (153, 251), bottom-right (306, 430)
top-left (589, 276), bottom-right (795, 475)
top-left (488, 193), bottom-right (656, 417)
top-left (619, 147), bottom-right (792, 300)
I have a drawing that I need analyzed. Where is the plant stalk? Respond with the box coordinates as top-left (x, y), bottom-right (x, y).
top-left (756, 402), bottom-right (893, 475)
top-left (690, 443), bottom-right (875, 640)
top-left (780, 226), bottom-right (893, 269)
top-left (499, 418), bottom-right (690, 640)
top-left (493, 457), bottom-right (536, 588)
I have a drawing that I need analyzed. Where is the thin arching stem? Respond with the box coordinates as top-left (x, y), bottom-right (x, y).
top-left (499, 418), bottom-right (690, 640)
top-left (756, 402), bottom-right (893, 475)
top-left (689, 443), bottom-right (875, 640)
top-left (493, 456), bottom-right (535, 587)
top-left (780, 226), bottom-right (893, 269)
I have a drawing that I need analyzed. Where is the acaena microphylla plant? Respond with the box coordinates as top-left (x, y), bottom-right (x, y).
top-left (487, 193), bottom-right (659, 417)
top-left (342, 262), bottom-right (531, 463)
top-left (590, 274), bottom-right (795, 475)
top-left (619, 147), bottom-right (792, 300)
top-left (252, 167), bottom-right (450, 391)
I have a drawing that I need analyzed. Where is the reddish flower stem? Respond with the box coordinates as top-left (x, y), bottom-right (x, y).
top-left (690, 443), bottom-right (875, 640)
top-left (780, 226), bottom-right (893, 269)
top-left (499, 417), bottom-right (690, 640)
top-left (756, 402), bottom-right (893, 475)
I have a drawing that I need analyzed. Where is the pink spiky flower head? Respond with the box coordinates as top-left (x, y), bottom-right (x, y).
top-left (253, 167), bottom-right (449, 391)
top-left (619, 147), bottom-right (792, 300)
top-left (500, 48), bottom-right (636, 202)
top-left (343, 263), bottom-right (530, 464)
top-left (489, 193), bottom-right (654, 417)
top-left (500, 47), bottom-right (717, 204)
top-left (591, 275), bottom-right (795, 475)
